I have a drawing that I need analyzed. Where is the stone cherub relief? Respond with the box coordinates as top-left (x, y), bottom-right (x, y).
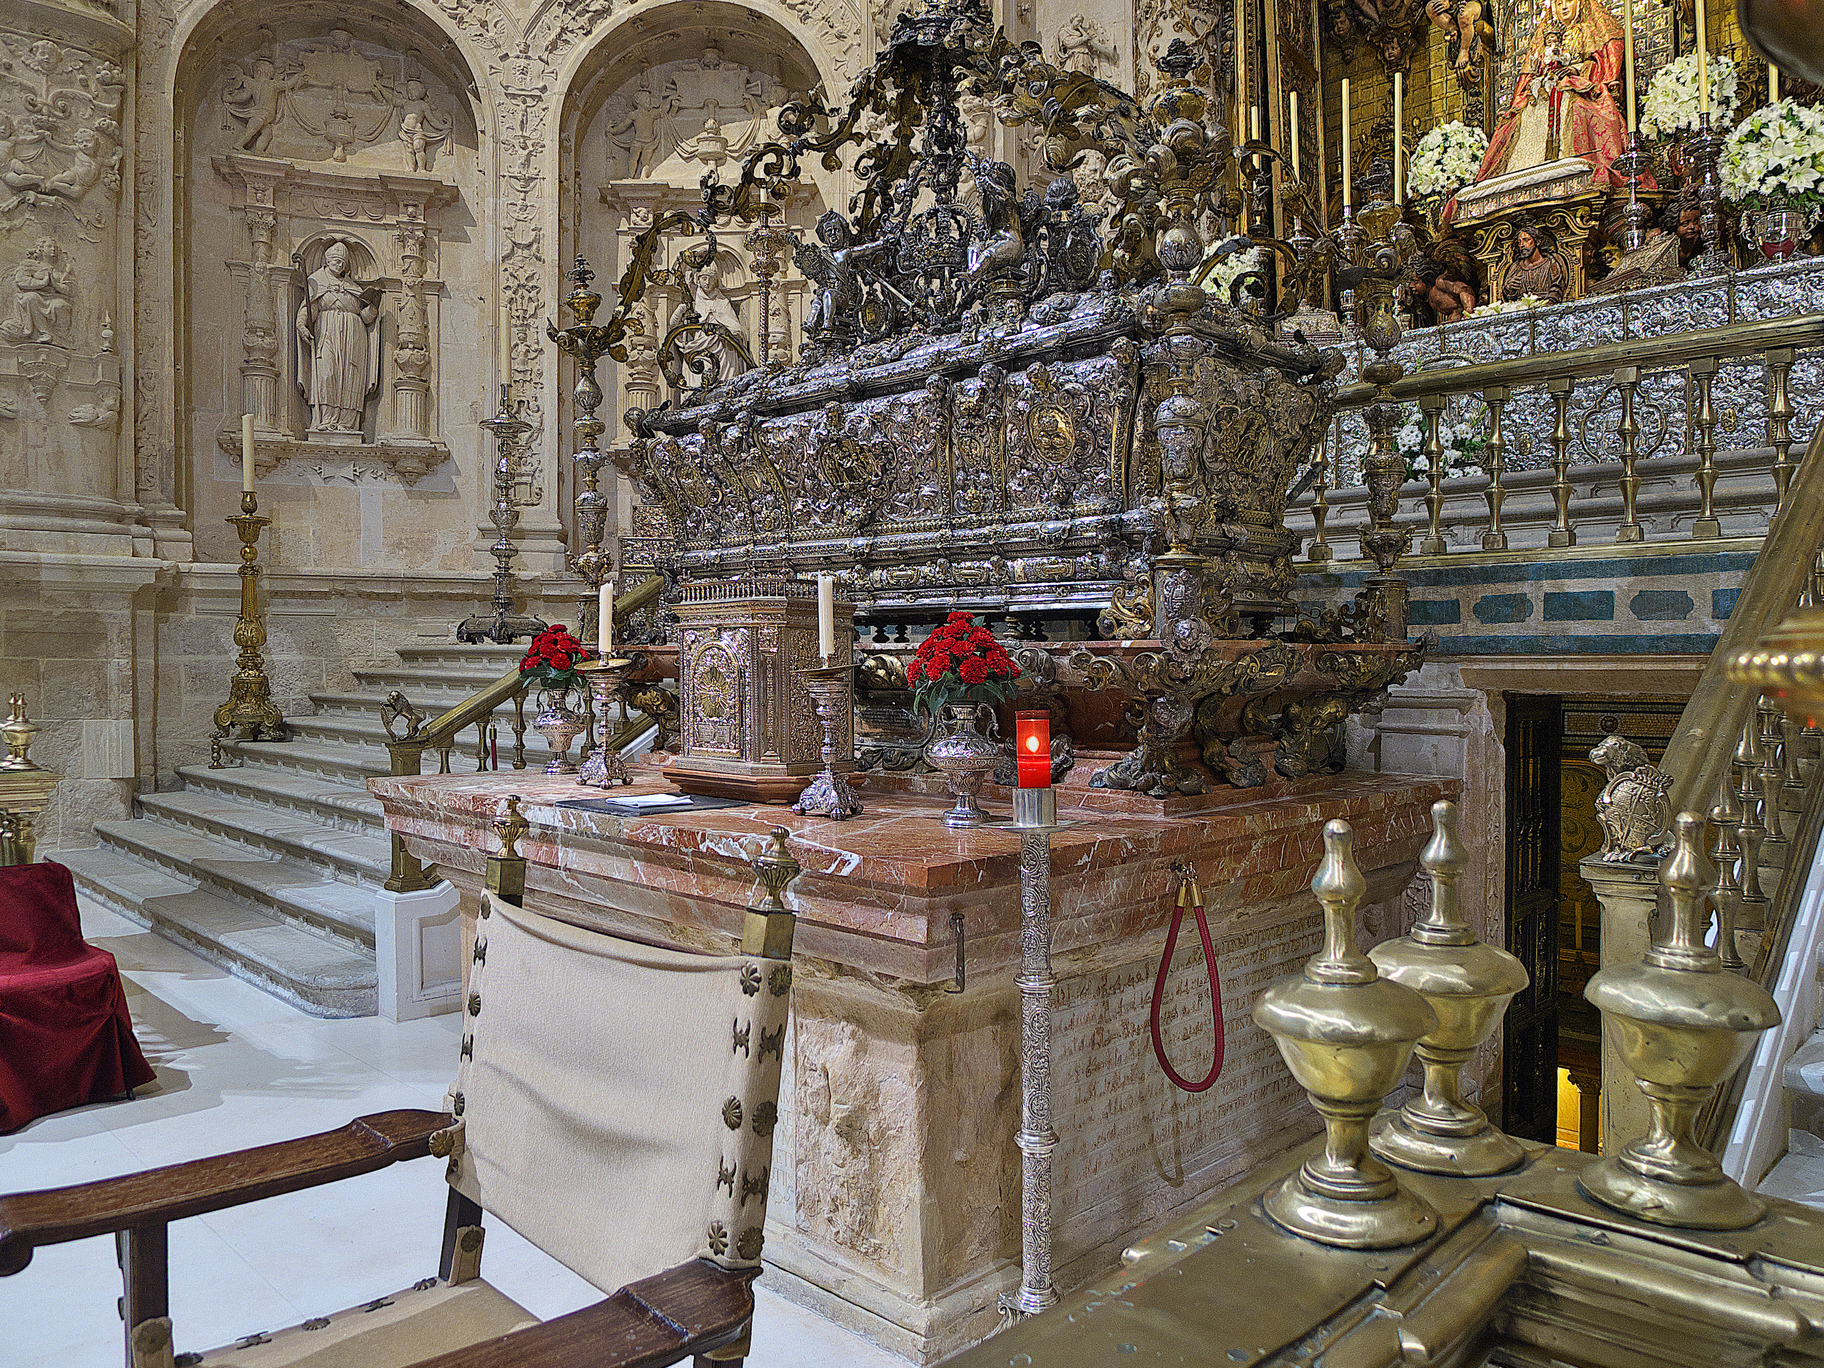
top-left (602, 50), bottom-right (794, 181)
top-left (295, 240), bottom-right (381, 436)
top-left (0, 40), bottom-right (125, 228)
top-left (1055, 14), bottom-right (1118, 77)
top-left (0, 238), bottom-right (73, 345)
top-left (220, 33), bottom-right (456, 171)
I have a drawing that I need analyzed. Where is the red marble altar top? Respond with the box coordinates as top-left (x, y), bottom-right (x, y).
top-left (372, 762), bottom-right (1456, 983)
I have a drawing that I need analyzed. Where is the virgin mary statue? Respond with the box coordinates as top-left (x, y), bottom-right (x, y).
top-left (1471, 0), bottom-right (1648, 188)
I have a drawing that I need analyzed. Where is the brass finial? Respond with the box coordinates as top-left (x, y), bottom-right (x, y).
top-left (1, 694), bottom-right (40, 772)
top-left (743, 826), bottom-right (800, 960)
top-left (493, 795), bottom-right (528, 860)
top-left (1581, 811), bottom-right (1781, 1230)
top-left (1369, 800), bottom-right (1530, 1176)
top-left (1253, 819), bottom-right (1440, 1248)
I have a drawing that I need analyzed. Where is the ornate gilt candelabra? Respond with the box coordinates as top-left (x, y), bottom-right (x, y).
top-left (791, 664), bottom-right (863, 819)
top-left (1334, 197), bottom-right (1420, 641)
top-left (213, 490), bottom-right (287, 743)
top-left (458, 384), bottom-right (547, 645)
top-left (575, 652), bottom-right (641, 788)
top-left (1, 694), bottom-right (61, 866)
top-left (1687, 112), bottom-right (1731, 275)
top-left (745, 200), bottom-right (797, 370)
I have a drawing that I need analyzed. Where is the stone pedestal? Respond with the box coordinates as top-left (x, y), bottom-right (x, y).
top-left (373, 764), bottom-right (1454, 1362)
top-left (1580, 854), bottom-right (1660, 1152)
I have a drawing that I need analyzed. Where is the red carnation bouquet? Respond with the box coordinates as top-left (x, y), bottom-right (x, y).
top-left (906, 611), bottom-right (1020, 716)
top-left (518, 624), bottom-right (594, 692)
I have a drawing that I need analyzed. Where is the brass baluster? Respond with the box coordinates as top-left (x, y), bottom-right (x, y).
top-left (437, 744), bottom-right (453, 775)
top-left (1734, 719), bottom-right (1768, 922)
top-left (1787, 713), bottom-right (1816, 791)
top-left (474, 721), bottom-right (488, 773)
top-left (1709, 801), bottom-right (1746, 973)
top-left (512, 691), bottom-right (528, 770)
top-left (1418, 394), bottom-right (1448, 555)
top-left (1688, 357), bottom-right (1721, 539)
top-left (1547, 375), bottom-right (1576, 548)
top-left (1767, 347), bottom-right (1797, 513)
top-left (1759, 698), bottom-right (1789, 855)
top-left (1481, 385), bottom-right (1509, 551)
top-left (1308, 420), bottom-right (1334, 564)
top-left (1615, 365), bottom-right (1644, 543)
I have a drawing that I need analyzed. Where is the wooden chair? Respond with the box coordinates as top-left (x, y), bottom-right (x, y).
top-left (0, 812), bottom-right (803, 1368)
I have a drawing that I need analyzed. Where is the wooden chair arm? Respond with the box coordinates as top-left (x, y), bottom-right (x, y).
top-left (404, 1260), bottom-right (759, 1368)
top-left (0, 1109), bottom-right (448, 1275)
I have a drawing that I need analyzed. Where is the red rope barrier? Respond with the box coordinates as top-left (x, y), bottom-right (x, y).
top-left (1149, 864), bottom-right (1226, 1093)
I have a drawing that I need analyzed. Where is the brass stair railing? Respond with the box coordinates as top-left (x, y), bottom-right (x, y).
top-left (380, 575), bottom-right (666, 893)
top-left (1640, 425), bottom-right (1824, 1151)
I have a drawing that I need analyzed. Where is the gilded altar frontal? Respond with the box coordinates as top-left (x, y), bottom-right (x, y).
top-left (8, 0), bottom-right (1824, 1359)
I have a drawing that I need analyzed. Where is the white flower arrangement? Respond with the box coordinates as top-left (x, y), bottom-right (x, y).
top-left (1395, 405), bottom-right (1489, 480)
top-left (1469, 295), bottom-right (1549, 317)
top-left (1722, 98), bottom-right (1824, 216)
top-left (1638, 53), bottom-right (1739, 139)
top-left (1408, 122), bottom-right (1489, 202)
top-left (1206, 245), bottom-right (1267, 301)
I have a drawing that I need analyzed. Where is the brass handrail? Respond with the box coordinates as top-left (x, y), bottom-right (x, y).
top-left (380, 575), bottom-right (666, 892)
top-left (1662, 429), bottom-right (1824, 819)
top-left (1333, 313), bottom-right (1824, 409)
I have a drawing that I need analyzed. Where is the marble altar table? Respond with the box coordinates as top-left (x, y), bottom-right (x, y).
top-left (372, 762), bottom-right (1455, 1362)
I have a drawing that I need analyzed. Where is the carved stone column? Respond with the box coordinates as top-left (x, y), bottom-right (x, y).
top-left (1578, 855), bottom-right (1658, 1151)
top-left (391, 210), bottom-right (433, 442)
top-left (0, 0), bottom-right (141, 556)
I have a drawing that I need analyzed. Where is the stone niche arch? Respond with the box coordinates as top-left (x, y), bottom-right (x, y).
top-left (174, 0), bottom-right (491, 568)
top-left (560, 1), bottom-right (848, 561)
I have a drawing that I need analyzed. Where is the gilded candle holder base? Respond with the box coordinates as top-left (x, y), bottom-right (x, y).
top-left (576, 655), bottom-right (641, 788)
top-left (791, 664), bottom-right (862, 821)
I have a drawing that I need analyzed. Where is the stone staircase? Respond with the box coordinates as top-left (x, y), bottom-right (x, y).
top-left (61, 642), bottom-right (543, 1018)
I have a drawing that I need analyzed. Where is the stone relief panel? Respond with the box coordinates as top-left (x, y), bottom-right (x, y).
top-left (601, 48), bottom-right (797, 182)
top-left (182, 15), bottom-right (488, 567)
top-left (0, 20), bottom-right (130, 530)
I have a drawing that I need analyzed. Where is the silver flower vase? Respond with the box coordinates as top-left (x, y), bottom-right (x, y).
top-left (533, 685), bottom-right (585, 775)
top-left (925, 701), bottom-right (1002, 828)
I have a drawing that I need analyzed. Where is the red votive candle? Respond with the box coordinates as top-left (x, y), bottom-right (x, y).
top-left (1016, 710), bottom-right (1051, 789)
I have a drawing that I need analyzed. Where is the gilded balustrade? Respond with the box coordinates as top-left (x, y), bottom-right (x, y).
top-left (1304, 314), bottom-right (1824, 559)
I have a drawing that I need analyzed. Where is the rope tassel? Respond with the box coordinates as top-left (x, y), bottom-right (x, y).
top-left (1150, 863), bottom-right (1226, 1093)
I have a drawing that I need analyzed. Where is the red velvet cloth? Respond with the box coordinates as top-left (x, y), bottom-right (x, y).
top-left (0, 861), bottom-right (155, 1133)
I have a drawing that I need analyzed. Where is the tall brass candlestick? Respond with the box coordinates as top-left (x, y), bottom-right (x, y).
top-left (213, 490), bottom-right (287, 743)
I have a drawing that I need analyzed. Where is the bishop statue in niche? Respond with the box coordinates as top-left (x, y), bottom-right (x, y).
top-left (296, 241), bottom-right (381, 439)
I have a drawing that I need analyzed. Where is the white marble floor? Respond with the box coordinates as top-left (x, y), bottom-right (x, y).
top-left (1, 899), bottom-right (902, 1368)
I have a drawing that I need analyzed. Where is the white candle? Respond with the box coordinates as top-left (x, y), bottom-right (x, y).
top-left (1696, 0), bottom-right (1710, 113)
top-left (1622, 0), bottom-right (1638, 129)
top-left (241, 413), bottom-right (255, 493)
top-left (1290, 91), bottom-right (1301, 178)
top-left (817, 573), bottom-right (835, 660)
top-left (599, 582), bottom-right (614, 651)
top-left (499, 304), bottom-right (512, 393)
top-left (1393, 74), bottom-right (1404, 204)
top-left (1341, 79), bottom-right (1352, 209)
top-left (1772, 63), bottom-right (1780, 103)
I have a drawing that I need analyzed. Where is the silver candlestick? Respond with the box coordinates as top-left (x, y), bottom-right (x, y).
top-left (791, 663), bottom-right (862, 820)
top-left (457, 384), bottom-right (547, 644)
top-left (576, 653), bottom-right (641, 788)
top-left (1688, 112), bottom-right (1731, 276)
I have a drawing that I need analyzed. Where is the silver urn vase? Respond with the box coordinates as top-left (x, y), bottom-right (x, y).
top-left (924, 701), bottom-right (1001, 828)
top-left (533, 685), bottom-right (585, 775)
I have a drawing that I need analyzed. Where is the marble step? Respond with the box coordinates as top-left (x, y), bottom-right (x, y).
top-left (1786, 1026), bottom-right (1824, 1141)
top-left (94, 816), bottom-right (379, 951)
top-left (136, 787), bottom-right (391, 886)
top-left (177, 761), bottom-right (386, 835)
top-left (60, 844), bottom-right (376, 1018)
top-left (394, 643), bottom-right (530, 669)
top-left (351, 664), bottom-right (522, 695)
top-left (219, 736), bottom-right (393, 785)
top-left (308, 690), bottom-right (537, 729)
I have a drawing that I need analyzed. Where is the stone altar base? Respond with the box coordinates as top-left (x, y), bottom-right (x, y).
top-left (372, 764), bottom-right (1454, 1362)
